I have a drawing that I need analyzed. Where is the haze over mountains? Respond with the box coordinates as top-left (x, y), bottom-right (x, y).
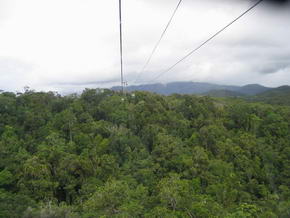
top-left (112, 82), bottom-right (272, 96)
top-left (112, 81), bottom-right (290, 106)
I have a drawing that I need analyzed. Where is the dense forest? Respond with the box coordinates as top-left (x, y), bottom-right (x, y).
top-left (0, 88), bottom-right (290, 217)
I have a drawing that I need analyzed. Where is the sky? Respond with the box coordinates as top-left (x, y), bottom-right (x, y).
top-left (0, 0), bottom-right (289, 93)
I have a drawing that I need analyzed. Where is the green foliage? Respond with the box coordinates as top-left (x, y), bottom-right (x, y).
top-left (0, 89), bottom-right (289, 217)
top-left (83, 180), bottom-right (148, 217)
top-left (22, 203), bottom-right (78, 218)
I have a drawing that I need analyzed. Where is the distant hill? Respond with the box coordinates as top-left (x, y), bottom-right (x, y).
top-left (203, 89), bottom-right (246, 98)
top-left (112, 82), bottom-right (271, 96)
top-left (236, 84), bottom-right (271, 95)
top-left (250, 85), bottom-right (290, 106)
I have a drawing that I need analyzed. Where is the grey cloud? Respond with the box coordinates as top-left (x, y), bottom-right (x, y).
top-left (0, 57), bottom-right (34, 90)
top-left (0, 57), bottom-right (31, 75)
top-left (52, 79), bottom-right (121, 86)
top-left (257, 60), bottom-right (290, 74)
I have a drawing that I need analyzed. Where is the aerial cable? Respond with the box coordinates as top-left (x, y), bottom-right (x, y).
top-left (119, 0), bottom-right (125, 93)
top-left (134, 0), bottom-right (184, 84)
top-left (145, 0), bottom-right (264, 83)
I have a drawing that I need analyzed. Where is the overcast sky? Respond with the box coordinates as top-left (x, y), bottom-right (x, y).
top-left (0, 0), bottom-right (289, 93)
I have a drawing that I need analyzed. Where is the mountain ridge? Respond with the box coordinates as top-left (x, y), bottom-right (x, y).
top-left (112, 82), bottom-right (272, 96)
top-left (249, 85), bottom-right (290, 106)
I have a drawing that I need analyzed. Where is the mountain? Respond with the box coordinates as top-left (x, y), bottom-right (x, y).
top-left (237, 84), bottom-right (272, 95)
top-left (250, 85), bottom-right (290, 106)
top-left (203, 89), bottom-right (246, 98)
top-left (112, 82), bottom-right (271, 96)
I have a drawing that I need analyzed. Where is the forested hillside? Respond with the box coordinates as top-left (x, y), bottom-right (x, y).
top-left (203, 90), bottom-right (246, 97)
top-left (0, 89), bottom-right (290, 217)
top-left (249, 86), bottom-right (290, 106)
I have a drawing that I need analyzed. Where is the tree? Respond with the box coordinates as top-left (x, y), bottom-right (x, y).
top-left (83, 180), bottom-right (148, 217)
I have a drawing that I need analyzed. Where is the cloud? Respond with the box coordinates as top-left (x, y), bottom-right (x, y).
top-left (0, 57), bottom-right (35, 91)
top-left (0, 0), bottom-right (289, 93)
